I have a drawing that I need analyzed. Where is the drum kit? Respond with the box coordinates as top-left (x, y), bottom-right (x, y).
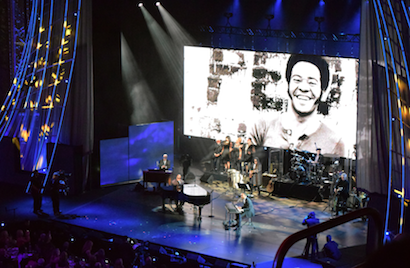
top-left (289, 150), bottom-right (324, 184)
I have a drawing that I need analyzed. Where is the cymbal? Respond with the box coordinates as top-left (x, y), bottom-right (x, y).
top-left (323, 154), bottom-right (340, 158)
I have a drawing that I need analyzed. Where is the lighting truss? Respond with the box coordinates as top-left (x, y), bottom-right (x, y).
top-left (199, 25), bottom-right (360, 43)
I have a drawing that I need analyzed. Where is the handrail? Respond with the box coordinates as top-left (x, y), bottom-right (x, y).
top-left (272, 207), bottom-right (383, 268)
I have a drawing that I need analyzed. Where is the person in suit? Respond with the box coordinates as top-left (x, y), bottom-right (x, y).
top-left (158, 154), bottom-right (171, 170)
top-left (302, 211), bottom-right (320, 261)
top-left (234, 192), bottom-right (255, 231)
top-left (50, 171), bottom-right (67, 216)
top-left (30, 171), bottom-right (44, 215)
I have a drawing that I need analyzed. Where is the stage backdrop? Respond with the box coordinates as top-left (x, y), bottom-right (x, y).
top-left (100, 121), bottom-right (174, 186)
top-left (184, 46), bottom-right (358, 158)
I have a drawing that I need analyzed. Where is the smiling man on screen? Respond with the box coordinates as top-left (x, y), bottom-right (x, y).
top-left (262, 54), bottom-right (345, 155)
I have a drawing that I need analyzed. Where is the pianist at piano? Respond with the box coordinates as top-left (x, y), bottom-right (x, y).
top-left (171, 174), bottom-right (184, 191)
top-left (160, 174), bottom-right (211, 219)
top-left (234, 193), bottom-right (255, 230)
top-left (170, 174), bottom-right (185, 210)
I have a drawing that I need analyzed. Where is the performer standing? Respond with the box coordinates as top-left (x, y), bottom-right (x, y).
top-left (249, 157), bottom-right (262, 196)
top-left (213, 139), bottom-right (223, 172)
top-left (231, 137), bottom-right (243, 171)
top-left (50, 171), bottom-right (66, 216)
top-left (234, 193), bottom-right (255, 231)
top-left (242, 138), bottom-right (255, 173)
top-left (221, 136), bottom-right (232, 171)
top-left (158, 154), bottom-right (171, 170)
top-left (30, 171), bottom-right (44, 215)
top-left (335, 173), bottom-right (349, 216)
top-left (302, 211), bottom-right (320, 261)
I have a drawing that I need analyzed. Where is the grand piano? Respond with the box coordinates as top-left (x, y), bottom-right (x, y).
top-left (160, 184), bottom-right (211, 221)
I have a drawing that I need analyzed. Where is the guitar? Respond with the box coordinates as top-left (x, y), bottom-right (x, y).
top-left (266, 179), bottom-right (274, 193)
top-left (266, 169), bottom-right (277, 193)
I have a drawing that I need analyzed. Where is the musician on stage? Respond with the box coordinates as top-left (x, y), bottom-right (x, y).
top-left (158, 154), bottom-right (171, 170)
top-left (242, 138), bottom-right (255, 173)
top-left (249, 157), bottom-right (262, 196)
top-left (50, 171), bottom-right (68, 216)
top-left (171, 174), bottom-right (184, 192)
top-left (30, 170), bottom-right (44, 215)
top-left (308, 147), bottom-right (324, 180)
top-left (302, 211), bottom-right (320, 261)
top-left (311, 148), bottom-right (323, 165)
top-left (213, 139), bottom-right (223, 172)
top-left (170, 174), bottom-right (185, 211)
top-left (161, 174), bottom-right (185, 212)
top-left (231, 137), bottom-right (243, 171)
top-left (234, 193), bottom-right (255, 231)
top-left (221, 136), bottom-right (232, 171)
top-left (334, 172), bottom-right (349, 216)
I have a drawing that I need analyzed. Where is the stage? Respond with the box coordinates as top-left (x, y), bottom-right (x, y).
top-left (0, 169), bottom-right (367, 267)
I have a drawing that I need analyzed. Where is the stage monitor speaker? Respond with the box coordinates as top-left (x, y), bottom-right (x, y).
top-left (47, 143), bottom-right (83, 196)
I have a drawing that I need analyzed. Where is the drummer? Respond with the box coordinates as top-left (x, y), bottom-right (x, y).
top-left (310, 148), bottom-right (323, 165)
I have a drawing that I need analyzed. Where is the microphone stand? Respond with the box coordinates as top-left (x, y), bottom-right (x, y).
top-left (208, 190), bottom-right (214, 218)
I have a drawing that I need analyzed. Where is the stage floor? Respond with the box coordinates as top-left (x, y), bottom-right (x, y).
top-left (0, 170), bottom-right (368, 267)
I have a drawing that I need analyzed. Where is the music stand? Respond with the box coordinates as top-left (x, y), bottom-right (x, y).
top-left (237, 183), bottom-right (250, 193)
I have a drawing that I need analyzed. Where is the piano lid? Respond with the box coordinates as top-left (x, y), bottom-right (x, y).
top-left (183, 184), bottom-right (208, 197)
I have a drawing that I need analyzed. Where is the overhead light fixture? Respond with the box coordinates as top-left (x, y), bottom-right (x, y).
top-left (224, 12), bottom-right (233, 19)
top-left (156, 2), bottom-right (161, 6)
top-left (138, 2), bottom-right (143, 7)
top-left (314, 16), bottom-right (325, 23)
top-left (224, 12), bottom-right (233, 27)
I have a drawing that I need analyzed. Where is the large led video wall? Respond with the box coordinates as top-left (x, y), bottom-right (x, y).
top-left (184, 46), bottom-right (358, 158)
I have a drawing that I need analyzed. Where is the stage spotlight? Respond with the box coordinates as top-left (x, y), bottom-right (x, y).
top-left (156, 2), bottom-right (161, 6)
top-left (138, 2), bottom-right (143, 7)
top-left (224, 12), bottom-right (233, 18)
top-left (314, 16), bottom-right (325, 23)
top-left (265, 14), bottom-right (274, 20)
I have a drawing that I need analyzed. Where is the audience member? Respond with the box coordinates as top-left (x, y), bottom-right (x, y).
top-left (113, 258), bottom-right (125, 268)
top-left (56, 251), bottom-right (69, 268)
top-left (15, 229), bottom-right (30, 249)
top-left (322, 235), bottom-right (341, 260)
